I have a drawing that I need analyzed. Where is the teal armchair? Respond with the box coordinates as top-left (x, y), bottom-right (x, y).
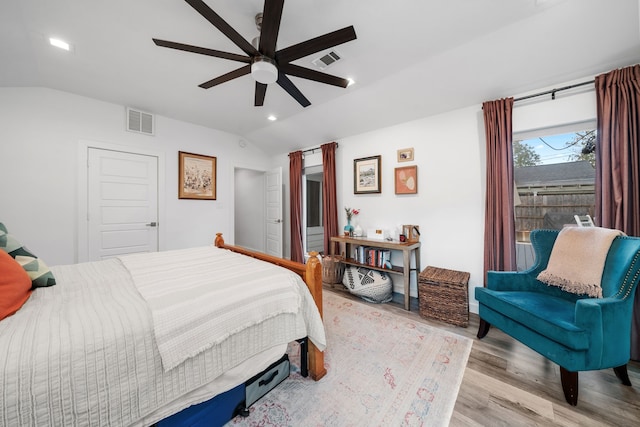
top-left (475, 229), bottom-right (640, 405)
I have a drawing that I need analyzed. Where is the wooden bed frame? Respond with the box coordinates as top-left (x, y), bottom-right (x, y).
top-left (214, 233), bottom-right (326, 380)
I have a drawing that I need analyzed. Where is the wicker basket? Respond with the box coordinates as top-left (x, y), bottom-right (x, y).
top-left (322, 255), bottom-right (345, 285)
top-left (418, 266), bottom-right (470, 327)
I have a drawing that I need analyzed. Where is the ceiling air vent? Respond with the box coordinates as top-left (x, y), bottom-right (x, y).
top-left (311, 50), bottom-right (342, 70)
top-left (126, 107), bottom-right (154, 136)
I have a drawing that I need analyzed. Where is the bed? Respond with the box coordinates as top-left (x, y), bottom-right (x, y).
top-left (0, 232), bottom-right (326, 426)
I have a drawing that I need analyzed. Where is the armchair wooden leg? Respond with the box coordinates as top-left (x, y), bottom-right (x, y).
top-left (560, 367), bottom-right (578, 406)
top-left (477, 319), bottom-right (491, 339)
top-left (613, 365), bottom-right (632, 386)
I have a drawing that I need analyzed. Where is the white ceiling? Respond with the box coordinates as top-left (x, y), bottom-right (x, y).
top-left (2, 0), bottom-right (639, 155)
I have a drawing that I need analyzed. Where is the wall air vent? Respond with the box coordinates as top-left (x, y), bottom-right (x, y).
top-left (311, 50), bottom-right (342, 70)
top-left (126, 107), bottom-right (154, 135)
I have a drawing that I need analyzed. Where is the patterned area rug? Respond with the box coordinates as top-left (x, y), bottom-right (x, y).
top-left (228, 291), bottom-right (472, 427)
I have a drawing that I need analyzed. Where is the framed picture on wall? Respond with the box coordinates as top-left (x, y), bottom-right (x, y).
top-left (397, 148), bottom-right (414, 162)
top-left (178, 151), bottom-right (217, 200)
top-left (395, 165), bottom-right (418, 194)
top-left (354, 155), bottom-right (382, 194)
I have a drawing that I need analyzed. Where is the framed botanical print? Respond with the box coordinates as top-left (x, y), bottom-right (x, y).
top-left (178, 151), bottom-right (217, 200)
top-left (354, 155), bottom-right (382, 194)
top-left (395, 165), bottom-right (418, 194)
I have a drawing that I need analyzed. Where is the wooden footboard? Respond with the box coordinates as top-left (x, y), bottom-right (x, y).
top-left (214, 233), bottom-right (326, 381)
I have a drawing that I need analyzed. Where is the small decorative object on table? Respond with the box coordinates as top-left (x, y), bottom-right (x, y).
top-left (366, 229), bottom-right (386, 241)
top-left (344, 207), bottom-right (359, 236)
top-left (402, 225), bottom-right (420, 243)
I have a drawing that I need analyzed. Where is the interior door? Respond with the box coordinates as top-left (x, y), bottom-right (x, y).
top-left (87, 148), bottom-right (158, 260)
top-left (265, 167), bottom-right (283, 257)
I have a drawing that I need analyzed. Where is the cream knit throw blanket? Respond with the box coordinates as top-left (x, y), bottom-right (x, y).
top-left (537, 227), bottom-right (624, 297)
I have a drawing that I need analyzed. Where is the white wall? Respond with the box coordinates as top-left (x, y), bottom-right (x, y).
top-left (512, 83), bottom-right (596, 135)
top-left (273, 75), bottom-right (598, 314)
top-left (0, 87), bottom-right (271, 266)
top-left (336, 106), bottom-right (486, 303)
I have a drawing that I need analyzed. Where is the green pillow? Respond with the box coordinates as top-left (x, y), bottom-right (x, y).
top-left (0, 222), bottom-right (56, 288)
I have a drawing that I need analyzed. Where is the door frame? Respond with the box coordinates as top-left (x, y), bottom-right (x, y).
top-left (233, 166), bottom-right (266, 252)
top-left (232, 164), bottom-right (283, 255)
top-left (77, 139), bottom-right (166, 263)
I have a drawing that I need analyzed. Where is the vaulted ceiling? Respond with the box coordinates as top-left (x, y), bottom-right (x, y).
top-left (2, 0), bottom-right (639, 155)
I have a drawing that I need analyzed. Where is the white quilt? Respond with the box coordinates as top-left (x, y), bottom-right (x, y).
top-left (119, 246), bottom-right (317, 371)
top-left (0, 249), bottom-right (326, 427)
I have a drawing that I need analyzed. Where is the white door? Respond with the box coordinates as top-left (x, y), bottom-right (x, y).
top-left (87, 148), bottom-right (158, 260)
top-left (265, 167), bottom-right (283, 257)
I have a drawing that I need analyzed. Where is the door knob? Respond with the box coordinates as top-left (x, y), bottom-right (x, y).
top-left (146, 222), bottom-right (157, 227)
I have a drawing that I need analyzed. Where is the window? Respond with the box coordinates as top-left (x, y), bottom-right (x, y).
top-left (513, 123), bottom-right (596, 270)
top-left (306, 175), bottom-right (322, 227)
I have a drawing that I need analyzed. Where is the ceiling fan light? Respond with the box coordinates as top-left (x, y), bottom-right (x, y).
top-left (251, 58), bottom-right (278, 84)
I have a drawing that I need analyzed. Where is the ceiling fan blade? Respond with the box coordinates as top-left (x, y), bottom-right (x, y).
top-left (185, 0), bottom-right (259, 56)
top-left (277, 72), bottom-right (311, 107)
top-left (199, 64), bottom-right (251, 89)
top-left (278, 64), bottom-right (349, 88)
top-left (255, 82), bottom-right (268, 106)
top-left (259, 0), bottom-right (285, 58)
top-left (153, 39), bottom-right (251, 63)
top-left (275, 26), bottom-right (357, 64)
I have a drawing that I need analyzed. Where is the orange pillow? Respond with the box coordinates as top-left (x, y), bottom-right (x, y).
top-left (0, 249), bottom-right (33, 320)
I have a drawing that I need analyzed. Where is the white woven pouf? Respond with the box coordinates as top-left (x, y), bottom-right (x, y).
top-left (342, 266), bottom-right (392, 303)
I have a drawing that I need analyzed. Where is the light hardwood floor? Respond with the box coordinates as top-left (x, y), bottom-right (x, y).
top-left (324, 284), bottom-right (640, 427)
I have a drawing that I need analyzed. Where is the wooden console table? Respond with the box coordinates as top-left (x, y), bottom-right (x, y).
top-left (330, 236), bottom-right (421, 311)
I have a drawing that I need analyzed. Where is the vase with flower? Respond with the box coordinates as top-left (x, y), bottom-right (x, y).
top-left (344, 207), bottom-right (359, 236)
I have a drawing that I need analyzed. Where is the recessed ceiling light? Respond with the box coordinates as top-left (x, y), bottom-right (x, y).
top-left (267, 115), bottom-right (277, 121)
top-left (49, 37), bottom-right (71, 51)
top-left (347, 78), bottom-right (356, 87)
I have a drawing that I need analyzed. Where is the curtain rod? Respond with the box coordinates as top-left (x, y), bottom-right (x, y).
top-left (289, 143), bottom-right (339, 156)
top-left (514, 79), bottom-right (594, 102)
top-left (302, 142), bottom-right (339, 155)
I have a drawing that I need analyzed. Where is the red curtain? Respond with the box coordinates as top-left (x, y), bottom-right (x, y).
top-left (594, 64), bottom-right (640, 359)
top-left (289, 151), bottom-right (304, 263)
top-left (321, 142), bottom-right (339, 256)
top-left (482, 97), bottom-right (517, 282)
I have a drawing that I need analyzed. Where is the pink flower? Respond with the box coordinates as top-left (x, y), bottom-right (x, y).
top-left (344, 207), bottom-right (360, 220)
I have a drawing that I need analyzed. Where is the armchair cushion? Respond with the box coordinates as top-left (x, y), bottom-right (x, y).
top-left (475, 289), bottom-right (589, 350)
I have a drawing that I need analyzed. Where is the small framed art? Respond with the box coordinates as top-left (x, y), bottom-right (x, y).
top-left (395, 165), bottom-right (418, 194)
top-left (397, 148), bottom-right (414, 162)
top-left (354, 155), bottom-right (381, 194)
top-left (179, 151), bottom-right (217, 200)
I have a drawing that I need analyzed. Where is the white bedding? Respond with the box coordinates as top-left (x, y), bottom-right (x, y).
top-left (119, 246), bottom-right (316, 371)
top-left (0, 249), bottom-right (326, 427)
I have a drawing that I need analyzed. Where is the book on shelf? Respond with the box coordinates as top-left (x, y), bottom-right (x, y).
top-left (353, 246), bottom-right (392, 269)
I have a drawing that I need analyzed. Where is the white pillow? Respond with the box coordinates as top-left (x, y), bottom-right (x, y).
top-left (342, 266), bottom-right (392, 303)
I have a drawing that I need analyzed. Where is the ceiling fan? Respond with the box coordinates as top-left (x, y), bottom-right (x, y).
top-left (153, 0), bottom-right (357, 108)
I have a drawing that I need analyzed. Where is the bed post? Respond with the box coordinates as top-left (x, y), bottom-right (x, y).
top-left (214, 233), bottom-right (326, 380)
top-left (305, 252), bottom-right (326, 380)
